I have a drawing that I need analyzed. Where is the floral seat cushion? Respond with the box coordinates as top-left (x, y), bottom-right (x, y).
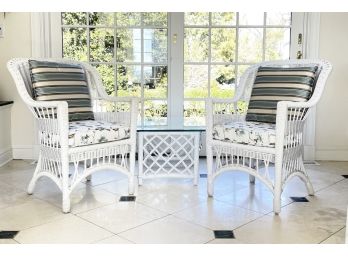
top-left (213, 121), bottom-right (276, 148)
top-left (68, 120), bottom-right (130, 148)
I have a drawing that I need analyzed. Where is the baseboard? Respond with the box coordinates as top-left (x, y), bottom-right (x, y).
top-left (315, 149), bottom-right (348, 161)
top-left (0, 148), bottom-right (13, 167)
top-left (12, 145), bottom-right (39, 160)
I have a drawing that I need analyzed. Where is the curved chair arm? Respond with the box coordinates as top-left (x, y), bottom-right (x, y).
top-left (26, 100), bottom-right (69, 149)
top-left (93, 96), bottom-right (139, 141)
top-left (275, 100), bottom-right (318, 152)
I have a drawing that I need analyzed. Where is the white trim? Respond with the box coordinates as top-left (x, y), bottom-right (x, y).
top-left (12, 145), bottom-right (39, 160)
top-left (169, 12), bottom-right (184, 127)
top-left (303, 13), bottom-right (321, 161)
top-left (0, 148), bottom-right (13, 167)
top-left (315, 149), bottom-right (348, 161)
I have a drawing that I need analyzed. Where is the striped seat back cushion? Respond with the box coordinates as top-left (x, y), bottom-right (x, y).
top-left (245, 65), bottom-right (319, 124)
top-left (29, 60), bottom-right (94, 121)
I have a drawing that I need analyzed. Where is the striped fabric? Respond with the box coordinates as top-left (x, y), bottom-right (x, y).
top-left (29, 60), bottom-right (94, 121)
top-left (246, 66), bottom-right (319, 123)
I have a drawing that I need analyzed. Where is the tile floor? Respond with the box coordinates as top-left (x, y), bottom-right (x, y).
top-left (0, 159), bottom-right (347, 244)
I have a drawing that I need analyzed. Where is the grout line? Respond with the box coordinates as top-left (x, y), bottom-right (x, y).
top-left (318, 226), bottom-right (346, 244)
top-left (74, 213), bottom-right (118, 236)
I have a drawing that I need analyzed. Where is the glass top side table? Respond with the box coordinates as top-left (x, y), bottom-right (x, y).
top-left (137, 126), bottom-right (205, 186)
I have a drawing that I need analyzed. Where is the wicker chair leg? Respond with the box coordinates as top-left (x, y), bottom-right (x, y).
top-left (62, 191), bottom-right (71, 213)
top-left (27, 156), bottom-right (42, 195)
top-left (128, 176), bottom-right (135, 195)
top-left (206, 145), bottom-right (214, 197)
top-left (249, 175), bottom-right (256, 184)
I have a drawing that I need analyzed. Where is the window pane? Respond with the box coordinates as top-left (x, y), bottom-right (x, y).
top-left (89, 12), bottom-right (114, 26)
top-left (116, 13), bottom-right (141, 26)
top-left (238, 28), bottom-right (263, 63)
top-left (93, 64), bottom-right (115, 96)
top-left (212, 12), bottom-right (236, 26)
top-left (211, 65), bottom-right (236, 98)
top-left (144, 29), bottom-right (167, 63)
top-left (90, 28), bottom-right (114, 62)
top-left (144, 100), bottom-right (167, 126)
top-left (143, 13), bottom-right (167, 26)
top-left (267, 12), bottom-right (291, 26)
top-left (265, 28), bottom-right (290, 61)
top-left (184, 65), bottom-right (208, 98)
top-left (239, 12), bottom-right (264, 25)
top-left (144, 66), bottom-right (167, 98)
top-left (184, 28), bottom-right (209, 62)
top-left (116, 65), bottom-right (141, 97)
top-left (185, 12), bottom-right (209, 26)
top-left (62, 12), bottom-right (86, 25)
top-left (211, 28), bottom-right (236, 62)
top-left (184, 101), bottom-right (205, 126)
top-left (116, 29), bottom-right (141, 62)
top-left (62, 28), bottom-right (88, 61)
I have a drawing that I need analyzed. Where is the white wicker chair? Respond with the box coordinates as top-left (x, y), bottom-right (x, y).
top-left (206, 59), bottom-right (332, 214)
top-left (7, 58), bottom-right (138, 213)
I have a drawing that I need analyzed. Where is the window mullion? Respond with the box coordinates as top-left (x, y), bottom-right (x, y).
top-left (86, 12), bottom-right (91, 62)
top-left (262, 12), bottom-right (267, 61)
top-left (140, 13), bottom-right (145, 126)
top-left (208, 13), bottom-right (212, 98)
top-left (168, 12), bottom-right (184, 128)
top-left (235, 12), bottom-right (239, 81)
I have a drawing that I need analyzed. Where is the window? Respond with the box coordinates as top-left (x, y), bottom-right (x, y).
top-left (61, 12), bottom-right (291, 127)
top-left (183, 12), bottom-right (291, 126)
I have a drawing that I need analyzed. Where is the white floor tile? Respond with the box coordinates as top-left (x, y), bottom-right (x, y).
top-left (15, 214), bottom-right (112, 243)
top-left (136, 183), bottom-right (207, 213)
top-left (94, 235), bottom-right (133, 244)
top-left (34, 184), bottom-right (119, 214)
top-left (119, 215), bottom-right (214, 244)
top-left (94, 178), bottom-right (150, 196)
top-left (83, 169), bottom-right (129, 186)
top-left (0, 181), bottom-right (31, 209)
top-left (234, 202), bottom-right (347, 243)
top-left (215, 184), bottom-right (292, 214)
top-left (174, 198), bottom-right (263, 230)
top-left (0, 239), bottom-right (18, 244)
top-left (0, 198), bottom-right (64, 230)
top-left (321, 228), bottom-right (346, 244)
top-left (207, 238), bottom-right (244, 244)
top-left (78, 202), bottom-right (167, 233)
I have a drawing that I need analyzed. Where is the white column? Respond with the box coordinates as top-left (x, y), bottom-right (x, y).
top-left (303, 13), bottom-right (321, 162)
top-left (168, 13), bottom-right (184, 128)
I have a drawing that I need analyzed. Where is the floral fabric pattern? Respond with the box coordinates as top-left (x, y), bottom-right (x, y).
top-left (68, 120), bottom-right (130, 148)
top-left (213, 121), bottom-right (276, 148)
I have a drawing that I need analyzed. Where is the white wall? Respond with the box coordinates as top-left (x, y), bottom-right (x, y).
top-left (316, 13), bottom-right (348, 160)
top-left (0, 13), bottom-right (37, 159)
top-left (0, 12), bottom-right (348, 161)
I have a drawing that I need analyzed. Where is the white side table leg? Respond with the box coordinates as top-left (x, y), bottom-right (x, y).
top-left (193, 133), bottom-right (200, 186)
top-left (138, 133), bottom-right (144, 186)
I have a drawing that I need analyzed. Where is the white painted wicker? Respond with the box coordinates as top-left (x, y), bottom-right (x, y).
top-left (205, 59), bottom-right (332, 214)
top-left (7, 58), bottom-right (138, 213)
